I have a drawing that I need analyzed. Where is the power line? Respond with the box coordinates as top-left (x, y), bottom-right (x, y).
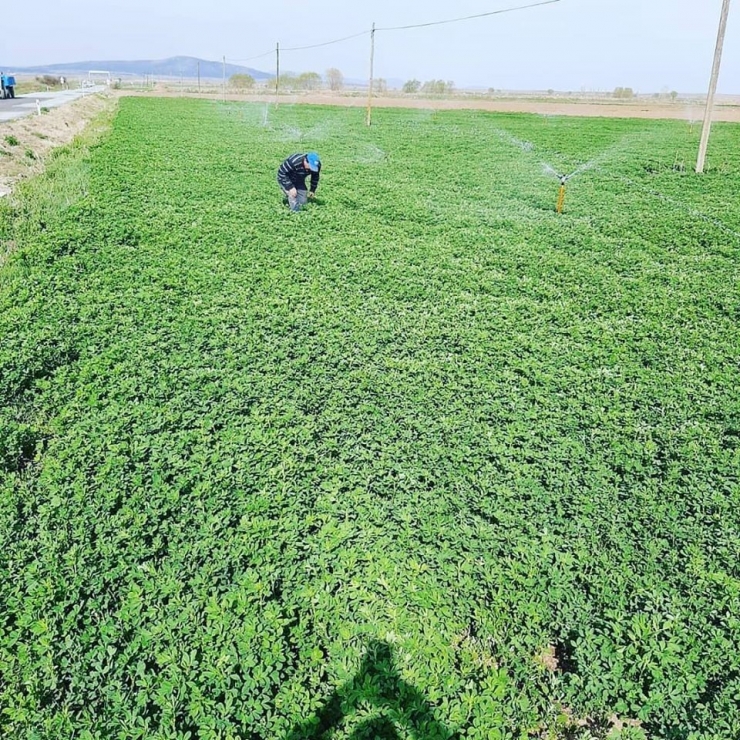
top-left (227, 50), bottom-right (275, 64)
top-left (282, 30), bottom-right (369, 52)
top-left (376, 0), bottom-right (562, 32)
top-left (226, 0), bottom-right (561, 81)
top-left (227, 30), bottom-right (368, 66)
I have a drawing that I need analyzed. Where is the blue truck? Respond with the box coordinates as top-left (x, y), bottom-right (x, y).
top-left (1, 73), bottom-right (17, 99)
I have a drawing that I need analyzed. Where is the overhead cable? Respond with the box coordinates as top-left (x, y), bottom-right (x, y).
top-left (281, 30), bottom-right (369, 52)
top-left (228, 1), bottom-right (562, 64)
top-left (376, 0), bottom-right (562, 32)
top-left (227, 50), bottom-right (275, 64)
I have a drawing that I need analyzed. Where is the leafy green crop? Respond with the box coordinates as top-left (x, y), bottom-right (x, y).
top-left (1, 98), bottom-right (739, 740)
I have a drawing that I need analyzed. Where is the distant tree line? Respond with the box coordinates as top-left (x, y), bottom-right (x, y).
top-left (229, 74), bottom-right (255, 89)
top-left (326, 68), bottom-right (344, 91)
top-left (402, 79), bottom-right (455, 95)
top-left (227, 68), bottom-right (459, 96)
top-left (229, 71), bottom-right (324, 91)
top-left (612, 87), bottom-right (635, 99)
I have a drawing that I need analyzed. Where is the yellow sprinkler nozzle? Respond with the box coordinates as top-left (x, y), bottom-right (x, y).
top-left (556, 180), bottom-right (567, 214)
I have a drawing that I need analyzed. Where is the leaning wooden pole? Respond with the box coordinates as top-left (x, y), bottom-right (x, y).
top-left (366, 23), bottom-right (376, 127)
top-left (275, 43), bottom-right (280, 108)
top-left (696, 0), bottom-right (732, 173)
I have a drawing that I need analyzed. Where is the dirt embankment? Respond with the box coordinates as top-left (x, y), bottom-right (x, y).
top-left (0, 92), bottom-right (116, 197)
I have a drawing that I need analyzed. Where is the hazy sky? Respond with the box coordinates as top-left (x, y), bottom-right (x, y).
top-left (6, 0), bottom-right (739, 93)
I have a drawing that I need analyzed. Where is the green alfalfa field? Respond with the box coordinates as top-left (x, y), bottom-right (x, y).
top-left (0, 97), bottom-right (739, 740)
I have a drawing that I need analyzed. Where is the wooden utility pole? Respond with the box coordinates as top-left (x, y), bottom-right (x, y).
top-left (366, 23), bottom-right (376, 126)
top-left (696, 0), bottom-right (732, 173)
top-left (222, 56), bottom-right (226, 101)
top-left (197, 61), bottom-right (201, 93)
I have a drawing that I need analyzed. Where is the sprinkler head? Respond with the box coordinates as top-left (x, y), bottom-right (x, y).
top-left (560, 175), bottom-right (568, 185)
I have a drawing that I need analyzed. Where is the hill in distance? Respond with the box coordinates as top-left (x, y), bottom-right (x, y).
top-left (3, 56), bottom-right (272, 80)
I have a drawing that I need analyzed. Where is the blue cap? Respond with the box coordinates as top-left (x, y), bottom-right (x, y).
top-left (306, 152), bottom-right (321, 172)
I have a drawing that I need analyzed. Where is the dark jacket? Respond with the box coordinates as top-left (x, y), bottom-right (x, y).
top-left (277, 153), bottom-right (321, 193)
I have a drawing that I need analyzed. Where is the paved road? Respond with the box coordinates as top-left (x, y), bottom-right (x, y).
top-left (0, 86), bottom-right (107, 123)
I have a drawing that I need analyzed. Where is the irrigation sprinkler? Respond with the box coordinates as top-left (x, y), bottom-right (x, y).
top-left (542, 163), bottom-right (572, 213)
top-left (556, 175), bottom-right (567, 214)
top-left (544, 162), bottom-right (595, 214)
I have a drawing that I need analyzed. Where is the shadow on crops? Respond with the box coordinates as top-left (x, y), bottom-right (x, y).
top-left (285, 640), bottom-right (458, 740)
